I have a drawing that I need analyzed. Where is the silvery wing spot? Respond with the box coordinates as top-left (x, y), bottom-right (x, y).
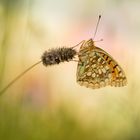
top-left (76, 39), bottom-right (127, 89)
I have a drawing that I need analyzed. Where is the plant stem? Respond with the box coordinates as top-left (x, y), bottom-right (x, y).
top-left (0, 60), bottom-right (42, 96)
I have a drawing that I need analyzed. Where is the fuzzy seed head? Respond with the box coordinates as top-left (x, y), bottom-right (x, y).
top-left (41, 47), bottom-right (77, 66)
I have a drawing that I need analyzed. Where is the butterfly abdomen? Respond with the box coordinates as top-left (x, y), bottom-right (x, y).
top-left (41, 47), bottom-right (77, 67)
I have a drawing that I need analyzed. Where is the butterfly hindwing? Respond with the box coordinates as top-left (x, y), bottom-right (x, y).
top-left (77, 49), bottom-right (112, 89)
top-left (76, 39), bottom-right (127, 89)
top-left (95, 47), bottom-right (127, 87)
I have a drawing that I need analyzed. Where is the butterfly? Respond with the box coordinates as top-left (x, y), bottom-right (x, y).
top-left (76, 38), bottom-right (127, 89)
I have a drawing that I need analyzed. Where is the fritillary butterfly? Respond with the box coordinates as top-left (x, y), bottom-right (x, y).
top-left (76, 39), bottom-right (127, 89)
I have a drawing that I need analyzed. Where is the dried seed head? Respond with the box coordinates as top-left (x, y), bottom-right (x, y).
top-left (0, 47), bottom-right (77, 95)
top-left (41, 47), bottom-right (77, 66)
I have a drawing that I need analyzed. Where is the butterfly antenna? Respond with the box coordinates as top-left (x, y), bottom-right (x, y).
top-left (0, 60), bottom-right (42, 96)
top-left (93, 15), bottom-right (101, 40)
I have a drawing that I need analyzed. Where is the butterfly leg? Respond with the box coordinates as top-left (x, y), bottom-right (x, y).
top-left (72, 40), bottom-right (85, 49)
top-left (72, 60), bottom-right (79, 62)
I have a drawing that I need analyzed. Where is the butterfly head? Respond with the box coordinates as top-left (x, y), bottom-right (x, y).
top-left (79, 38), bottom-right (96, 51)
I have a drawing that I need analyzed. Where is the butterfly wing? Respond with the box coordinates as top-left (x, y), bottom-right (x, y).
top-left (95, 47), bottom-right (127, 87)
top-left (77, 45), bottom-right (127, 89)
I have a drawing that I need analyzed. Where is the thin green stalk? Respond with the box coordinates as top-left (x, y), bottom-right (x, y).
top-left (0, 60), bottom-right (42, 96)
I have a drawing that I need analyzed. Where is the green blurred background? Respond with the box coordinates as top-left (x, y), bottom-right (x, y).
top-left (0, 0), bottom-right (139, 139)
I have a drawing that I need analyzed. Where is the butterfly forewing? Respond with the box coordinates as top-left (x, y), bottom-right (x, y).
top-left (77, 39), bottom-right (127, 89)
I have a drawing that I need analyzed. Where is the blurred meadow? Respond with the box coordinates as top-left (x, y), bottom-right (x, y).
top-left (0, 0), bottom-right (140, 139)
